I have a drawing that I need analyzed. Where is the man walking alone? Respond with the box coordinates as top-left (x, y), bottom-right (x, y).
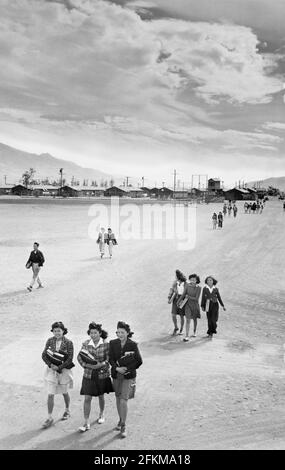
top-left (26, 242), bottom-right (45, 291)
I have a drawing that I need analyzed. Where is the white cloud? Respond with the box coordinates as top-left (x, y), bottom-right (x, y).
top-left (0, 0), bottom-right (284, 184)
top-left (263, 122), bottom-right (285, 131)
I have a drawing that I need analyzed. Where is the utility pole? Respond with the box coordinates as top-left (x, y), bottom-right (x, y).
top-left (162, 181), bottom-right (165, 188)
top-left (4, 175), bottom-right (7, 185)
top-left (142, 176), bottom-right (145, 187)
top-left (173, 169), bottom-right (177, 192)
top-left (126, 176), bottom-right (130, 187)
top-left (59, 168), bottom-right (63, 188)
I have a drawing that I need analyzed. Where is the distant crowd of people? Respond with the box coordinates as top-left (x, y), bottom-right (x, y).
top-left (243, 200), bottom-right (265, 214)
top-left (168, 270), bottom-right (226, 342)
top-left (211, 198), bottom-right (267, 230)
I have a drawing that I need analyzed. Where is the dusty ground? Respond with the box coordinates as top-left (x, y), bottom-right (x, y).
top-left (0, 197), bottom-right (284, 450)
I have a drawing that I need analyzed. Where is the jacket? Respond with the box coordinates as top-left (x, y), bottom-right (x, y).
top-left (42, 336), bottom-right (74, 372)
top-left (201, 286), bottom-right (224, 310)
top-left (109, 338), bottom-right (143, 380)
top-left (77, 339), bottom-right (110, 380)
top-left (27, 250), bottom-right (45, 267)
top-left (180, 283), bottom-right (201, 305)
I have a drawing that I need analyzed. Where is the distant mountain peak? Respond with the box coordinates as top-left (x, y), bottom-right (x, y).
top-left (0, 142), bottom-right (121, 186)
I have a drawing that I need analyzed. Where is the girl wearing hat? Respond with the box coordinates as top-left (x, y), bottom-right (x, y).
top-left (178, 274), bottom-right (201, 342)
top-left (109, 322), bottom-right (143, 438)
top-left (201, 276), bottom-right (226, 337)
top-left (77, 323), bottom-right (113, 432)
top-left (41, 322), bottom-right (74, 429)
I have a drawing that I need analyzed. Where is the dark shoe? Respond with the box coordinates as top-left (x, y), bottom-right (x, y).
top-left (61, 410), bottom-right (70, 421)
top-left (172, 328), bottom-right (179, 336)
top-left (115, 420), bottom-right (122, 431)
top-left (42, 418), bottom-right (54, 429)
top-left (121, 424), bottom-right (127, 438)
top-left (27, 286), bottom-right (32, 292)
top-left (183, 337), bottom-right (190, 342)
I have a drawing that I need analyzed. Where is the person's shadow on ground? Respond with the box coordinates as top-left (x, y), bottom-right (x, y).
top-left (141, 334), bottom-right (210, 356)
top-left (33, 427), bottom-right (120, 450)
top-left (0, 289), bottom-right (27, 300)
top-left (0, 429), bottom-right (43, 450)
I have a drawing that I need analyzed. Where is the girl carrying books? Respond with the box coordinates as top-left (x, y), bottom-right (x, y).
top-left (109, 321), bottom-right (143, 438)
top-left (168, 269), bottom-right (187, 335)
top-left (41, 322), bottom-right (74, 428)
top-left (201, 276), bottom-right (226, 338)
top-left (77, 322), bottom-right (113, 432)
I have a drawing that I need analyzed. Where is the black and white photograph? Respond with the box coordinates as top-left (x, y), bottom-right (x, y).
top-left (0, 0), bottom-right (285, 456)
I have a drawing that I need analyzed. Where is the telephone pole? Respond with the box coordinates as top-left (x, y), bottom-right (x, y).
top-left (126, 176), bottom-right (130, 187)
top-left (59, 168), bottom-right (64, 188)
top-left (173, 169), bottom-right (177, 192)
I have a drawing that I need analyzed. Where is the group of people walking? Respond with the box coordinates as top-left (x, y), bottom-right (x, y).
top-left (222, 202), bottom-right (238, 218)
top-left (244, 200), bottom-right (264, 214)
top-left (212, 202), bottom-right (238, 229)
top-left (42, 320), bottom-right (142, 438)
top-left (211, 211), bottom-right (224, 229)
top-left (25, 228), bottom-right (118, 290)
top-left (97, 227), bottom-right (118, 259)
top-left (168, 270), bottom-right (226, 342)
top-left (211, 199), bottom-right (266, 230)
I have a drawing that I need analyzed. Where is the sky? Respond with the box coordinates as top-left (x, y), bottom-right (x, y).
top-left (0, 0), bottom-right (285, 187)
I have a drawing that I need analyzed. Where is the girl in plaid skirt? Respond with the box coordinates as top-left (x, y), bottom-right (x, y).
top-left (77, 322), bottom-right (113, 432)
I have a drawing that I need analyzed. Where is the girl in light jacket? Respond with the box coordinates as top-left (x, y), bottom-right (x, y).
top-left (41, 322), bottom-right (74, 428)
top-left (168, 269), bottom-right (187, 336)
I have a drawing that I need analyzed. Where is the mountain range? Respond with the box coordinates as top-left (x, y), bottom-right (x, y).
top-left (0, 142), bottom-right (119, 186)
top-left (247, 176), bottom-right (285, 191)
top-left (1, 142), bottom-right (284, 190)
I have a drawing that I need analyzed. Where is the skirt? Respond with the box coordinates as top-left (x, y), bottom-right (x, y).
top-left (44, 367), bottom-right (73, 395)
top-left (80, 370), bottom-right (114, 397)
top-left (171, 295), bottom-right (185, 316)
top-left (112, 375), bottom-right (136, 400)
top-left (185, 300), bottom-right (201, 320)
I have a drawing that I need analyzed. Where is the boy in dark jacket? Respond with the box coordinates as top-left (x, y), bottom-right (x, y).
top-left (26, 242), bottom-right (45, 291)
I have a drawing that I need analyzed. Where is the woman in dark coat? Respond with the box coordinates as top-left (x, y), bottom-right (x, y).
top-left (201, 276), bottom-right (226, 338)
top-left (168, 269), bottom-right (187, 335)
top-left (109, 321), bottom-right (143, 438)
top-left (218, 212), bottom-right (223, 228)
top-left (179, 274), bottom-right (201, 342)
